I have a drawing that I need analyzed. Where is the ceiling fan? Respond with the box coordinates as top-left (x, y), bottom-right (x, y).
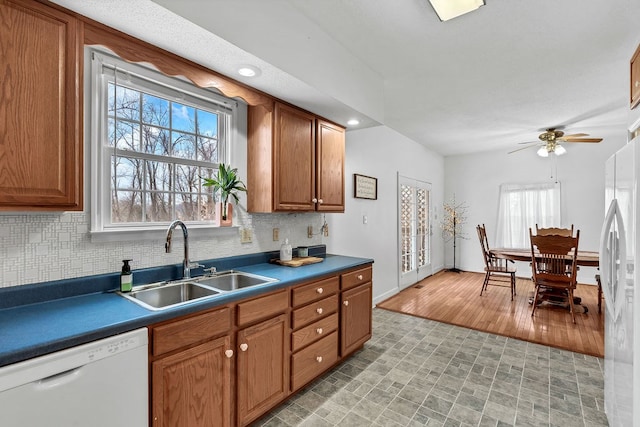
top-left (509, 128), bottom-right (603, 157)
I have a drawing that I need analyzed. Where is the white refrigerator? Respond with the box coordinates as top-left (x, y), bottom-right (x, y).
top-left (600, 135), bottom-right (639, 427)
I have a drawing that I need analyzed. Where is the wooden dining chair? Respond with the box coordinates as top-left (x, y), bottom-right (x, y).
top-left (529, 228), bottom-right (580, 323)
top-left (535, 224), bottom-right (574, 237)
top-left (477, 224), bottom-right (516, 300)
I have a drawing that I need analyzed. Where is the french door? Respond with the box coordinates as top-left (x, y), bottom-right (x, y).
top-left (398, 175), bottom-right (432, 289)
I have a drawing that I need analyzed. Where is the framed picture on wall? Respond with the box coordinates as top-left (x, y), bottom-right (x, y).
top-left (354, 174), bottom-right (377, 200)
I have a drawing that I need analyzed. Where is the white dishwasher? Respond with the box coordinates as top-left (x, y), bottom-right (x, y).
top-left (0, 328), bottom-right (148, 427)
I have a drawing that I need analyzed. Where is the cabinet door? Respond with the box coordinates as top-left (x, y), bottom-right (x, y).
top-left (237, 314), bottom-right (289, 426)
top-left (273, 103), bottom-right (316, 211)
top-left (151, 336), bottom-right (232, 427)
top-left (316, 119), bottom-right (345, 212)
top-left (341, 282), bottom-right (373, 356)
top-left (0, 0), bottom-right (82, 210)
top-left (632, 44), bottom-right (640, 109)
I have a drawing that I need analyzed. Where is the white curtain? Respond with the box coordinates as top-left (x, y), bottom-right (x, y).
top-left (495, 182), bottom-right (561, 248)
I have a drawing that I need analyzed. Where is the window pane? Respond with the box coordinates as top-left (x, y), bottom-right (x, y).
top-left (171, 102), bottom-right (195, 133)
top-left (112, 190), bottom-right (143, 223)
top-left (176, 164), bottom-right (199, 193)
top-left (142, 126), bottom-right (170, 156)
top-left (197, 109), bottom-right (218, 137)
top-left (145, 160), bottom-right (172, 193)
top-left (172, 132), bottom-right (196, 159)
top-left (142, 93), bottom-right (169, 127)
top-left (113, 156), bottom-right (143, 191)
top-left (114, 120), bottom-right (140, 151)
top-left (146, 192), bottom-right (172, 222)
top-left (115, 86), bottom-right (140, 121)
top-left (176, 192), bottom-right (200, 221)
top-left (197, 136), bottom-right (218, 162)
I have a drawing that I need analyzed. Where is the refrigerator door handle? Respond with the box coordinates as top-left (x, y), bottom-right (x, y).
top-left (599, 199), bottom-right (627, 320)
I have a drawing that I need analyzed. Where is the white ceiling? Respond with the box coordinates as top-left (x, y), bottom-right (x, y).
top-left (53, 0), bottom-right (640, 156)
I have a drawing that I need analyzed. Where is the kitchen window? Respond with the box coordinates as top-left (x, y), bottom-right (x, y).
top-left (88, 49), bottom-right (237, 237)
top-left (495, 182), bottom-right (562, 248)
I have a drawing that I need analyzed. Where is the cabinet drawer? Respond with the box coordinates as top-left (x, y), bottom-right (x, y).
top-left (291, 331), bottom-right (338, 391)
top-left (152, 306), bottom-right (231, 356)
top-left (291, 312), bottom-right (338, 352)
top-left (292, 276), bottom-right (339, 307)
top-left (341, 266), bottom-right (372, 291)
top-left (237, 289), bottom-right (288, 327)
top-left (291, 294), bottom-right (338, 330)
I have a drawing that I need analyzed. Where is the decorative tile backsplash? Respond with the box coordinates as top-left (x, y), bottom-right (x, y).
top-left (0, 207), bottom-right (325, 288)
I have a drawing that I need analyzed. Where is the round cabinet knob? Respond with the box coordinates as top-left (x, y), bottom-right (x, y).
top-left (316, 287), bottom-right (323, 294)
top-left (312, 198), bottom-right (318, 203)
top-left (318, 199), bottom-right (323, 204)
top-left (240, 343), bottom-right (248, 352)
top-left (357, 274), bottom-right (363, 280)
top-left (316, 356), bottom-right (323, 363)
top-left (316, 328), bottom-right (323, 335)
top-left (636, 80), bottom-right (640, 88)
top-left (316, 307), bottom-right (323, 315)
top-left (343, 300), bottom-right (349, 306)
top-left (225, 349), bottom-right (234, 358)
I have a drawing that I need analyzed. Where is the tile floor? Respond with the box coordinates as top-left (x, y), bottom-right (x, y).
top-left (255, 309), bottom-right (608, 427)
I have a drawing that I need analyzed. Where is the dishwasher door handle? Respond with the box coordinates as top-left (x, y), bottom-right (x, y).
top-left (34, 367), bottom-right (82, 390)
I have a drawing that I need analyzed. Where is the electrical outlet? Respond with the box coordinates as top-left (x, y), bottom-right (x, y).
top-left (240, 228), bottom-right (252, 243)
top-left (308, 225), bottom-right (313, 238)
top-left (273, 228), bottom-right (279, 241)
top-left (324, 223), bottom-right (329, 237)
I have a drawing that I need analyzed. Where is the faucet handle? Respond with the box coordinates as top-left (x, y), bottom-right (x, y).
top-left (204, 267), bottom-right (217, 275)
top-left (188, 261), bottom-right (205, 269)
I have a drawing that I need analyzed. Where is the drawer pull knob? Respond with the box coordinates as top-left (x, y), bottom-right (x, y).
top-left (316, 356), bottom-right (323, 363)
top-left (316, 307), bottom-right (323, 314)
top-left (225, 349), bottom-right (234, 358)
top-left (316, 328), bottom-right (323, 335)
top-left (316, 287), bottom-right (323, 294)
top-left (357, 274), bottom-right (363, 280)
top-left (312, 198), bottom-right (318, 203)
top-left (636, 80), bottom-right (640, 88)
top-left (240, 343), bottom-right (248, 352)
top-left (318, 199), bottom-right (323, 204)
top-left (343, 300), bottom-right (349, 306)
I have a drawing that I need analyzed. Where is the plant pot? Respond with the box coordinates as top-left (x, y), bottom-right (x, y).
top-left (215, 202), bottom-right (233, 227)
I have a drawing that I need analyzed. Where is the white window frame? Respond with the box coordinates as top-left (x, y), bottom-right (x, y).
top-left (88, 48), bottom-right (239, 241)
top-left (495, 181), bottom-right (562, 249)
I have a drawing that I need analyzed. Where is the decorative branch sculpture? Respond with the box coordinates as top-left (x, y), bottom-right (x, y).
top-left (441, 195), bottom-right (469, 273)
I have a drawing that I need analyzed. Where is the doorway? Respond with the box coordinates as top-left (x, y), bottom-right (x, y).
top-left (398, 174), bottom-right (432, 289)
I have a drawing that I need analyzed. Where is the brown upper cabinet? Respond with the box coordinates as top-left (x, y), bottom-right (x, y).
top-left (632, 43), bottom-right (640, 109)
top-left (0, 0), bottom-right (83, 210)
top-left (247, 102), bottom-right (345, 213)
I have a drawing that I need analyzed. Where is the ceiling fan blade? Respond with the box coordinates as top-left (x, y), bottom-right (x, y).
top-left (558, 133), bottom-right (588, 139)
top-left (508, 145), bottom-right (538, 154)
top-left (563, 138), bottom-right (603, 143)
top-left (517, 140), bottom-right (538, 145)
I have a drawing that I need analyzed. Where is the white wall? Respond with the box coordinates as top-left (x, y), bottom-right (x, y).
top-left (326, 125), bottom-right (445, 304)
top-left (444, 129), bottom-right (628, 284)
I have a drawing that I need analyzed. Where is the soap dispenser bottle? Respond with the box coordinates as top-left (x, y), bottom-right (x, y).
top-left (280, 239), bottom-right (292, 261)
top-left (120, 259), bottom-right (133, 292)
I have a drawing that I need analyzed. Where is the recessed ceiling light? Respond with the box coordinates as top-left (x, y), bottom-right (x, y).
top-left (428, 0), bottom-right (484, 21)
top-left (347, 119), bottom-right (360, 126)
top-left (238, 65), bottom-right (261, 77)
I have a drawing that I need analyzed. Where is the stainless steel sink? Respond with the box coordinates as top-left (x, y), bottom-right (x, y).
top-left (118, 281), bottom-right (220, 311)
top-left (194, 270), bottom-right (277, 291)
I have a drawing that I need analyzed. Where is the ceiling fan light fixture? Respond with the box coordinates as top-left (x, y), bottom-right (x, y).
top-left (555, 144), bottom-right (567, 156)
top-left (428, 0), bottom-right (485, 21)
top-left (537, 146), bottom-right (549, 157)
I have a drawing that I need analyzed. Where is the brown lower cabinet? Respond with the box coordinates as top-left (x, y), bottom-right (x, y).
top-left (148, 263), bottom-right (372, 427)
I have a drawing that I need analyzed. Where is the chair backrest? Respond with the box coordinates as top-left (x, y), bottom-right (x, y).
top-left (535, 224), bottom-right (574, 237)
top-left (476, 224), bottom-right (492, 267)
top-left (529, 228), bottom-right (580, 284)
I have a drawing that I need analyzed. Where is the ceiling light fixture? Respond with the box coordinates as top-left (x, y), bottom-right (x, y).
top-left (537, 141), bottom-right (567, 157)
top-left (347, 119), bottom-right (360, 126)
top-left (428, 0), bottom-right (485, 21)
top-left (237, 65), bottom-right (261, 77)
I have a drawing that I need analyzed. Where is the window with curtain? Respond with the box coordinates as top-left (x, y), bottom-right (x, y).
top-left (495, 182), bottom-right (561, 248)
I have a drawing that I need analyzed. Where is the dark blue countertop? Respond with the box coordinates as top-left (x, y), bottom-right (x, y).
top-left (0, 251), bottom-right (373, 367)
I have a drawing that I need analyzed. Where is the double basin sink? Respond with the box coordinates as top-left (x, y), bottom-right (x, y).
top-left (118, 270), bottom-right (277, 311)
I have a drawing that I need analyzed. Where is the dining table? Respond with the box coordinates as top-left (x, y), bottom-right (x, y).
top-left (490, 247), bottom-right (602, 313)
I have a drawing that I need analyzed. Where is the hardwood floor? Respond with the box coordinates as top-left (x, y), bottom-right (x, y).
top-left (377, 271), bottom-right (605, 357)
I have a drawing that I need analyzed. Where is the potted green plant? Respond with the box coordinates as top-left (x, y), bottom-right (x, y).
top-left (202, 164), bottom-right (247, 226)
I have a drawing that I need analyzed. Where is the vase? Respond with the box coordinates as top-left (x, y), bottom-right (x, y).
top-left (215, 202), bottom-right (233, 227)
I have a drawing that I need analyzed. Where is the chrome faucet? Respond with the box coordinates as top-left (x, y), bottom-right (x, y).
top-left (165, 220), bottom-right (202, 279)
